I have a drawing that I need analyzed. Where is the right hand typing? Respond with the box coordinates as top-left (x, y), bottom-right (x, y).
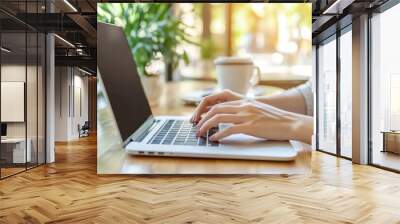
top-left (190, 89), bottom-right (243, 123)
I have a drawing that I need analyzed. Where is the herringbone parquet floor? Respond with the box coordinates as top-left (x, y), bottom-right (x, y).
top-left (1, 135), bottom-right (400, 224)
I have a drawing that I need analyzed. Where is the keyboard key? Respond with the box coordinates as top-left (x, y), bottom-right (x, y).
top-left (198, 138), bottom-right (206, 146)
top-left (146, 119), bottom-right (219, 147)
top-left (209, 141), bottom-right (219, 147)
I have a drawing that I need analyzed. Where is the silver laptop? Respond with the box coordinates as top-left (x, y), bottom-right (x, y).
top-left (97, 22), bottom-right (297, 161)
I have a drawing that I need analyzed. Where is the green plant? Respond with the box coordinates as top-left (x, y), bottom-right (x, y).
top-left (200, 38), bottom-right (218, 60)
top-left (98, 3), bottom-right (196, 77)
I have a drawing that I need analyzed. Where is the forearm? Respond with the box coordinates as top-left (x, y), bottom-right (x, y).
top-left (255, 88), bottom-right (308, 115)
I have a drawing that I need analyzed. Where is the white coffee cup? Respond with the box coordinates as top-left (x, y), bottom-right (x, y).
top-left (214, 56), bottom-right (261, 95)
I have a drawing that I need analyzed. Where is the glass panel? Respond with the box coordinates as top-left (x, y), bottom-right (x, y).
top-left (317, 37), bottom-right (337, 154)
top-left (371, 4), bottom-right (400, 171)
top-left (26, 0), bottom-right (40, 169)
top-left (38, 32), bottom-right (45, 165)
top-left (27, 31), bottom-right (38, 169)
top-left (0, 1), bottom-right (46, 178)
top-left (0, 24), bottom-right (28, 177)
top-left (340, 29), bottom-right (352, 158)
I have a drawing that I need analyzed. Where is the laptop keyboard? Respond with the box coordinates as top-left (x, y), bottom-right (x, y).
top-left (148, 120), bottom-right (219, 147)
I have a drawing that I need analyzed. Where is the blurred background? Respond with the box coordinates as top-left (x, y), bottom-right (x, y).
top-left (98, 3), bottom-right (311, 89)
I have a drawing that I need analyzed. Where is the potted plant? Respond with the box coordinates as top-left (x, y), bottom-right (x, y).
top-left (200, 38), bottom-right (218, 75)
top-left (98, 3), bottom-right (196, 104)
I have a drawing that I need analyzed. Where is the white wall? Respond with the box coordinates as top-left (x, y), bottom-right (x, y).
top-left (1, 65), bottom-right (26, 140)
top-left (1, 65), bottom-right (39, 138)
top-left (1, 63), bottom-right (46, 164)
top-left (72, 73), bottom-right (89, 138)
top-left (55, 67), bottom-right (89, 141)
top-left (55, 67), bottom-right (69, 141)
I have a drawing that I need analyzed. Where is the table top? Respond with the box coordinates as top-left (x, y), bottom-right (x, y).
top-left (1, 138), bottom-right (27, 143)
top-left (381, 131), bottom-right (400, 134)
top-left (97, 80), bottom-right (311, 175)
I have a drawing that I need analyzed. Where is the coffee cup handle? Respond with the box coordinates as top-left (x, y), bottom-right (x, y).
top-left (250, 66), bottom-right (261, 88)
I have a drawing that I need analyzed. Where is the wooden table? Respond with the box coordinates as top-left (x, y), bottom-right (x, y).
top-left (381, 131), bottom-right (400, 154)
top-left (97, 80), bottom-right (311, 174)
top-left (1, 138), bottom-right (32, 164)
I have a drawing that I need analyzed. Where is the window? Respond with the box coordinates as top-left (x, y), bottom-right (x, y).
top-left (98, 3), bottom-right (312, 81)
top-left (339, 28), bottom-right (352, 158)
top-left (370, 3), bottom-right (400, 171)
top-left (317, 36), bottom-right (337, 154)
top-left (176, 3), bottom-right (312, 80)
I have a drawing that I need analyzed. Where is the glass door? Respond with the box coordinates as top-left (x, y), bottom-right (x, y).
top-left (370, 3), bottom-right (400, 172)
top-left (0, 1), bottom-right (47, 179)
top-left (317, 36), bottom-right (337, 154)
top-left (339, 27), bottom-right (352, 158)
top-left (1, 28), bottom-right (28, 178)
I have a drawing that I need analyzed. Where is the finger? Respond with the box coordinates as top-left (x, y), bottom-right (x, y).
top-left (194, 99), bottom-right (250, 124)
top-left (191, 90), bottom-right (238, 123)
top-left (197, 114), bottom-right (247, 137)
top-left (220, 100), bottom-right (281, 119)
top-left (191, 93), bottom-right (224, 123)
top-left (197, 105), bottom-right (243, 127)
top-left (218, 99), bottom-right (246, 106)
top-left (209, 124), bottom-right (246, 141)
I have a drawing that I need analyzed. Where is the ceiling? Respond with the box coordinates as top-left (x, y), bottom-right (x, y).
top-left (1, 0), bottom-right (394, 74)
top-left (312, 0), bottom-right (391, 43)
top-left (0, 0), bottom-right (97, 74)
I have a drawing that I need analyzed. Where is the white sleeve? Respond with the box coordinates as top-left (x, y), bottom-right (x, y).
top-left (295, 81), bottom-right (313, 116)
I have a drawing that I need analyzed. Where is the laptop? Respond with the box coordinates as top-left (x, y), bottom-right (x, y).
top-left (97, 22), bottom-right (297, 161)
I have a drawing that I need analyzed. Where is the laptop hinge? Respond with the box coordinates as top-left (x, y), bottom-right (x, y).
top-left (123, 115), bottom-right (157, 147)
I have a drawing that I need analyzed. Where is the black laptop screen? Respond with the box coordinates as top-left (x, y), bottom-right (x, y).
top-left (97, 22), bottom-right (152, 142)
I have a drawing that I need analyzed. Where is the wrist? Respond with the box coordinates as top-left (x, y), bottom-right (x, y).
top-left (290, 114), bottom-right (313, 144)
top-left (256, 96), bottom-right (271, 105)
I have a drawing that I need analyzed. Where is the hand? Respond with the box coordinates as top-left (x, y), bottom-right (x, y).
top-left (196, 100), bottom-right (313, 144)
top-left (190, 89), bottom-right (243, 123)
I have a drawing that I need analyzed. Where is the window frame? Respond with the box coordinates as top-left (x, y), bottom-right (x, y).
top-left (314, 22), bottom-right (352, 161)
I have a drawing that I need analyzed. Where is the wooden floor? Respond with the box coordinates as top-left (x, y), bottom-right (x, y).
top-left (1, 135), bottom-right (400, 224)
top-left (1, 167), bottom-right (26, 178)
